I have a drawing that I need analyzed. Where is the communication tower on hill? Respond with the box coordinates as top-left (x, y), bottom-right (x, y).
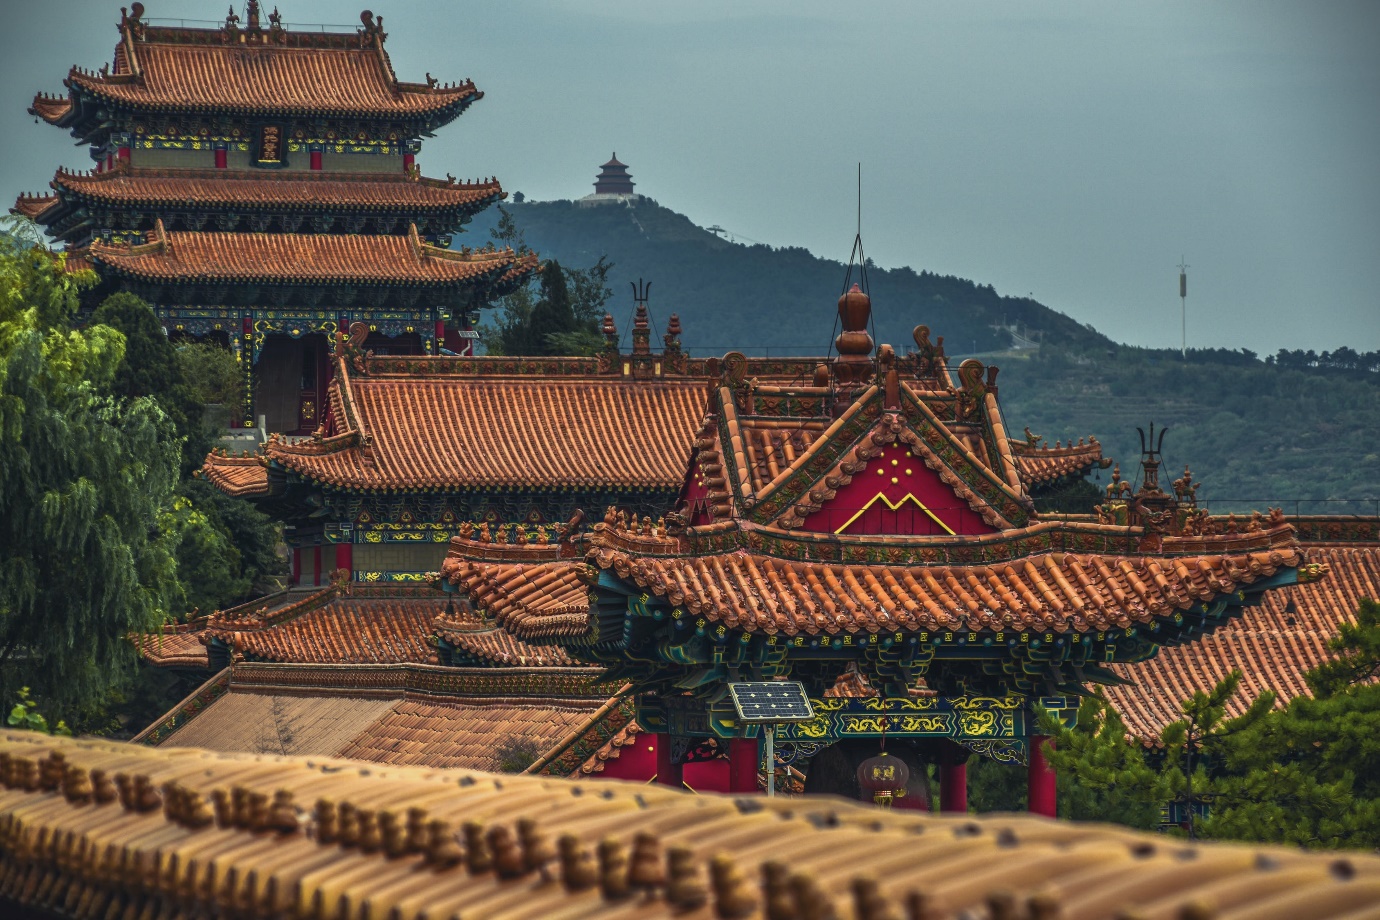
top-left (1178, 256), bottom-right (1190, 359)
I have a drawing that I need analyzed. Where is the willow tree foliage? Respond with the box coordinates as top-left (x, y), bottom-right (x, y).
top-left (0, 240), bottom-right (182, 720)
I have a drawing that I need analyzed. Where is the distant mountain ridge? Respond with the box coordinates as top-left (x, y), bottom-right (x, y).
top-left (463, 198), bottom-right (1379, 506)
top-left (464, 198), bottom-right (1112, 358)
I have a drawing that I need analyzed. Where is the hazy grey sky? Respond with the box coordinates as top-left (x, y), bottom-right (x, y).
top-left (4, 1), bottom-right (1377, 354)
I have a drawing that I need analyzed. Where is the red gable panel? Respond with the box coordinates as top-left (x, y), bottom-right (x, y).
top-left (801, 444), bottom-right (999, 536)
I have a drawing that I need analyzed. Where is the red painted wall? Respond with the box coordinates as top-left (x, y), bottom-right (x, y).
top-left (595, 735), bottom-right (732, 793)
top-left (682, 458), bottom-right (715, 527)
top-left (802, 444), bottom-right (997, 536)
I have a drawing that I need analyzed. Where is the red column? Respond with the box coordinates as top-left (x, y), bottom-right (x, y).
top-left (655, 735), bottom-right (683, 789)
top-left (940, 761), bottom-right (968, 813)
top-left (334, 542), bottom-right (353, 581)
top-left (403, 152), bottom-right (415, 173)
top-left (727, 737), bottom-right (759, 794)
top-left (1028, 735), bottom-right (1057, 818)
top-left (313, 545), bottom-right (323, 587)
top-left (117, 145), bottom-right (130, 164)
top-left (310, 149), bottom-right (323, 170)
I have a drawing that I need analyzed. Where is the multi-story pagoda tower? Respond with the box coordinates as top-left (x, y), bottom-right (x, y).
top-left (14, 2), bottom-right (536, 434)
top-left (593, 154), bottom-right (635, 196)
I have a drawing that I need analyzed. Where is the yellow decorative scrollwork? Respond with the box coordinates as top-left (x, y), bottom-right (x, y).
top-left (951, 695), bottom-right (1022, 711)
top-left (958, 710), bottom-right (998, 737)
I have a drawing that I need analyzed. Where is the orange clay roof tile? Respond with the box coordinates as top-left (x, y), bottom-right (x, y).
top-left (47, 166), bottom-right (503, 212)
top-left (261, 369), bottom-right (708, 491)
top-left (6, 731), bottom-right (1380, 920)
top-left (28, 93), bottom-right (71, 125)
top-left (206, 586), bottom-right (442, 665)
top-left (1104, 545), bottom-right (1380, 740)
top-left (434, 609), bottom-right (574, 667)
top-left (60, 36), bottom-right (478, 120)
top-left (130, 624), bottom-right (210, 668)
top-left (443, 536), bottom-right (1304, 640)
top-left (1010, 437), bottom-right (1105, 486)
top-left (88, 228), bottom-right (536, 286)
top-left (336, 697), bottom-right (605, 770)
top-left (10, 193), bottom-right (57, 220)
top-left (197, 452), bottom-right (270, 497)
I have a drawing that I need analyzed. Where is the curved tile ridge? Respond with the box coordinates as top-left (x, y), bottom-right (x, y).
top-left (434, 608), bottom-right (575, 668)
top-left (585, 545), bottom-right (1303, 636)
top-left (3, 731), bottom-right (1379, 920)
top-left (87, 230), bottom-right (530, 285)
top-left (266, 371), bottom-right (707, 491)
top-left (49, 166), bottom-right (503, 210)
top-left (523, 688), bottom-right (635, 776)
top-left (1011, 436), bottom-right (1106, 486)
top-left (9, 193), bottom-right (57, 220)
top-left (1103, 545), bottom-right (1380, 741)
top-left (440, 558), bottom-right (592, 641)
top-left (198, 451), bottom-right (271, 498)
top-left (63, 35), bottom-right (479, 118)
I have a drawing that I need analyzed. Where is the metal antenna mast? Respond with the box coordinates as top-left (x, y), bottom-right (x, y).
top-left (1178, 256), bottom-right (1190, 359)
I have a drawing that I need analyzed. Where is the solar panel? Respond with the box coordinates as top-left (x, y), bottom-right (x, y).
top-left (728, 682), bottom-right (816, 723)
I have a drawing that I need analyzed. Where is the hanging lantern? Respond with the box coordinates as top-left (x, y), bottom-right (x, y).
top-left (856, 752), bottom-right (909, 807)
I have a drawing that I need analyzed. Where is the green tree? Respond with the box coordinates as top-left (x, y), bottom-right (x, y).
top-left (7, 687), bottom-right (71, 735)
top-left (162, 492), bottom-right (247, 619)
top-left (0, 244), bottom-right (183, 722)
top-left (178, 478), bottom-right (285, 608)
top-left (1038, 696), bottom-right (1168, 828)
top-left (524, 260), bottom-right (577, 353)
top-left (1029, 476), bottom-right (1101, 515)
top-left (91, 292), bottom-right (209, 475)
top-left (1038, 601), bottom-right (1380, 848)
top-left (176, 340), bottom-right (245, 427)
top-left (480, 208), bottom-right (611, 356)
top-left (1199, 598), bottom-right (1380, 848)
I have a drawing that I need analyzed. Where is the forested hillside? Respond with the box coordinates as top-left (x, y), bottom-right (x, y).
top-left (465, 198), bottom-right (1110, 357)
top-left (465, 198), bottom-right (1379, 507)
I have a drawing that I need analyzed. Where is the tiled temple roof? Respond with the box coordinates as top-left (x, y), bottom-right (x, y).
top-left (571, 720), bottom-right (643, 776)
top-left (130, 617), bottom-right (211, 669)
top-left (443, 524), bottom-right (1307, 640)
top-left (337, 697), bottom-right (603, 771)
top-left (26, 166), bottom-right (503, 216)
top-left (210, 349), bottom-right (712, 494)
top-left (1011, 436), bottom-right (1107, 486)
top-left (197, 452), bottom-right (269, 497)
top-left (434, 606), bottom-right (574, 667)
top-left (1104, 544), bottom-right (1380, 741)
top-left (440, 289), bottom-right (1320, 700)
top-left (87, 221), bottom-right (536, 286)
top-left (205, 585), bottom-right (442, 665)
top-left (133, 660), bottom-right (617, 761)
top-left (10, 193), bottom-right (56, 221)
top-left (522, 690), bottom-right (637, 778)
top-left (33, 9), bottom-right (478, 128)
top-left (5, 731), bottom-right (1380, 920)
